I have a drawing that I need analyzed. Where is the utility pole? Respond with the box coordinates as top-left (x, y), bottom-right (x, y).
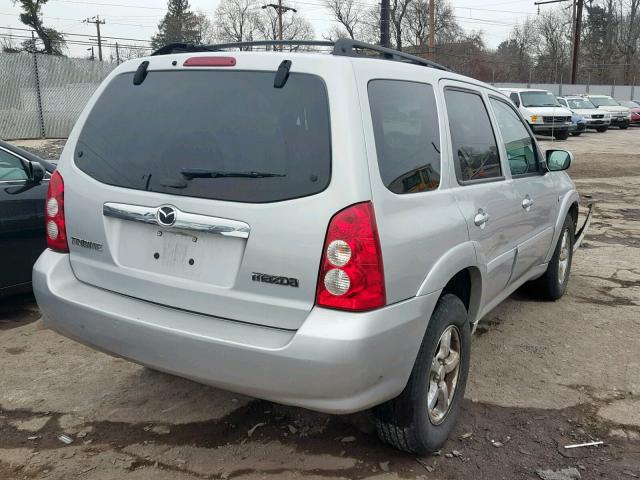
top-left (534, 0), bottom-right (583, 84)
top-left (428, 0), bottom-right (435, 60)
top-left (380, 0), bottom-right (390, 48)
top-left (570, 0), bottom-right (584, 84)
top-left (87, 46), bottom-right (95, 60)
top-left (262, 2), bottom-right (297, 50)
top-left (84, 15), bottom-right (105, 61)
top-left (115, 42), bottom-right (120, 64)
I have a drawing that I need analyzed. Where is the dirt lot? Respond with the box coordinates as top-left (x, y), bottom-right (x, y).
top-left (2, 130), bottom-right (639, 479)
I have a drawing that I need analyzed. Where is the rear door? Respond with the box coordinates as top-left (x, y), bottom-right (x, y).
top-left (0, 147), bottom-right (47, 289)
top-left (487, 95), bottom-right (557, 281)
top-left (63, 56), bottom-right (370, 330)
top-left (441, 82), bottom-right (520, 304)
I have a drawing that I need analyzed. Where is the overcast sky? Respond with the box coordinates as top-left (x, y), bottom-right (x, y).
top-left (0, 0), bottom-right (543, 58)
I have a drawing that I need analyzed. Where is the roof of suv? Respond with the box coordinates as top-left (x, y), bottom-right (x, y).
top-left (140, 39), bottom-right (507, 98)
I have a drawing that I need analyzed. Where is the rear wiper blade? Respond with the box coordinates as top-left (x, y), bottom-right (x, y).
top-left (181, 168), bottom-right (286, 179)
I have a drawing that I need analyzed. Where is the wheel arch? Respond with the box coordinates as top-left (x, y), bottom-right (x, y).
top-left (417, 241), bottom-right (483, 324)
top-left (545, 190), bottom-right (580, 263)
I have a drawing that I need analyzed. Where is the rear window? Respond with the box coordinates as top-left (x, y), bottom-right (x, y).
top-left (75, 70), bottom-right (331, 203)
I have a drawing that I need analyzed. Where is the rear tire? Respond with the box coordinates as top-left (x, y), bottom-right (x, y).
top-left (554, 130), bottom-right (570, 140)
top-left (570, 132), bottom-right (582, 137)
top-left (619, 123), bottom-right (629, 130)
top-left (531, 214), bottom-right (574, 300)
top-left (374, 294), bottom-right (470, 454)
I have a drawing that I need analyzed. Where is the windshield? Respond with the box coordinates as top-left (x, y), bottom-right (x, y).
top-left (521, 91), bottom-right (560, 108)
top-left (75, 70), bottom-right (331, 203)
top-left (567, 98), bottom-right (596, 109)
top-left (590, 96), bottom-right (620, 107)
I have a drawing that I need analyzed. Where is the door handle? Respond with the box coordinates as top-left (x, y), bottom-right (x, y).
top-left (522, 196), bottom-right (534, 211)
top-left (474, 209), bottom-right (490, 229)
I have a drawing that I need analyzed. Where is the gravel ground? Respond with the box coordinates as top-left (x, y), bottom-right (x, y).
top-left (1, 128), bottom-right (639, 480)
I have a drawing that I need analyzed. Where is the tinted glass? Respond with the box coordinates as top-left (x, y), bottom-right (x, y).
top-left (368, 80), bottom-right (440, 194)
top-left (490, 98), bottom-right (539, 176)
top-left (509, 93), bottom-right (520, 106)
top-left (520, 91), bottom-right (560, 107)
top-left (75, 71), bottom-right (331, 203)
top-left (445, 89), bottom-right (501, 182)
top-left (0, 149), bottom-right (28, 181)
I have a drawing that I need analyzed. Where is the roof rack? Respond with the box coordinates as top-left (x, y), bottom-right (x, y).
top-left (151, 39), bottom-right (451, 72)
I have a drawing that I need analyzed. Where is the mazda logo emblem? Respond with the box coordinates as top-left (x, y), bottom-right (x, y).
top-left (156, 206), bottom-right (176, 226)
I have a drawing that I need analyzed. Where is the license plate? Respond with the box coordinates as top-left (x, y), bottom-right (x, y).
top-left (151, 230), bottom-right (202, 275)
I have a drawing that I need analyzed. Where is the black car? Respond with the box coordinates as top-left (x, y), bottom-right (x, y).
top-left (0, 140), bottom-right (57, 296)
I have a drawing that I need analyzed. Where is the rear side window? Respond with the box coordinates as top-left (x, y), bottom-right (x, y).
top-left (75, 70), bottom-right (331, 203)
top-left (368, 80), bottom-right (440, 194)
top-left (444, 89), bottom-right (502, 182)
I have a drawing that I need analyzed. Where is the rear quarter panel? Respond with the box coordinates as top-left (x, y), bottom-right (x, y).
top-left (351, 61), bottom-right (472, 305)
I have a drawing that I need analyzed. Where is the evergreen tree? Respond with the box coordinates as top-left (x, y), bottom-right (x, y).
top-left (12, 0), bottom-right (66, 55)
top-left (151, 0), bottom-right (200, 49)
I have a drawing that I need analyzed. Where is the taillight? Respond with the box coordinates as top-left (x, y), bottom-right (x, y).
top-left (316, 202), bottom-right (386, 311)
top-left (45, 170), bottom-right (68, 253)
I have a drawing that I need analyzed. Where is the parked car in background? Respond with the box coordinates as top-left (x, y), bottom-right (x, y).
top-left (558, 96), bottom-right (611, 132)
top-left (0, 140), bottom-right (56, 295)
top-left (33, 39), bottom-right (591, 455)
top-left (583, 94), bottom-right (631, 129)
top-left (568, 113), bottom-right (586, 136)
top-left (618, 100), bottom-right (640, 125)
top-left (500, 88), bottom-right (573, 140)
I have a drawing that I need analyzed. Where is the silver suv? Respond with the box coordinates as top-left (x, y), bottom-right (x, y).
top-left (33, 40), bottom-right (591, 454)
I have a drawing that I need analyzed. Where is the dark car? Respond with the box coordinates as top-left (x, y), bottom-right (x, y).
top-left (0, 140), bottom-right (56, 296)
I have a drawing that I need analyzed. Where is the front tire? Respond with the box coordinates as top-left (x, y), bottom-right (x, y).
top-left (596, 126), bottom-right (608, 133)
top-left (554, 130), bottom-right (570, 140)
top-left (619, 123), bottom-right (629, 130)
top-left (374, 294), bottom-right (470, 454)
top-left (570, 132), bottom-right (582, 137)
top-left (531, 214), bottom-right (574, 300)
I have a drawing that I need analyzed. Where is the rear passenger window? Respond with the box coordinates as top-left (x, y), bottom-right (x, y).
top-left (444, 89), bottom-right (502, 182)
top-left (368, 80), bottom-right (440, 194)
top-left (489, 98), bottom-right (540, 176)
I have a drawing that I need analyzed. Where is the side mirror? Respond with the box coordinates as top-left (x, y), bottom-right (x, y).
top-left (29, 161), bottom-right (46, 184)
top-left (546, 150), bottom-right (572, 171)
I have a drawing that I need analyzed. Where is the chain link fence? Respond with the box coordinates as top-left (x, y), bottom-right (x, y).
top-left (494, 82), bottom-right (640, 100)
top-left (0, 52), bottom-right (116, 140)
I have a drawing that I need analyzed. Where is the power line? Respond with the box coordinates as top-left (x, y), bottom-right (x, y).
top-left (0, 25), bottom-right (151, 43)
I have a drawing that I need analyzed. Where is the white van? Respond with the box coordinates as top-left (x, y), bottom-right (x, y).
top-left (500, 88), bottom-right (573, 140)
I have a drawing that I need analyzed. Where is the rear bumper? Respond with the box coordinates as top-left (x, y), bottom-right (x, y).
top-left (33, 250), bottom-right (439, 414)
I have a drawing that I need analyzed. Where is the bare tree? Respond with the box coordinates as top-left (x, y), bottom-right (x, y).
top-left (390, 0), bottom-right (412, 50)
top-left (402, 0), bottom-right (461, 49)
top-left (323, 0), bottom-right (363, 39)
top-left (214, 0), bottom-right (259, 44)
top-left (614, 0), bottom-right (640, 83)
top-left (194, 10), bottom-right (216, 44)
top-left (256, 7), bottom-right (314, 46)
top-left (532, 8), bottom-right (571, 82)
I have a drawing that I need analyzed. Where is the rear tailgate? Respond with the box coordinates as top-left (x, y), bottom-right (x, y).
top-left (61, 53), bottom-right (370, 330)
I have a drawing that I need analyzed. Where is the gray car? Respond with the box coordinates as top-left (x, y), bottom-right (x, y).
top-left (33, 39), bottom-right (591, 454)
